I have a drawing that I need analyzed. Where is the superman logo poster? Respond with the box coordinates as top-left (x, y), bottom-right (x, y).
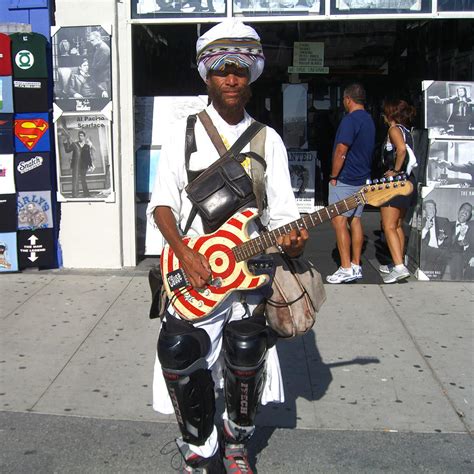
top-left (14, 113), bottom-right (50, 152)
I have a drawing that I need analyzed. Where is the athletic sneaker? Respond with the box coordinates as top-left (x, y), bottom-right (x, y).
top-left (351, 263), bottom-right (363, 280)
top-left (223, 442), bottom-right (253, 474)
top-left (379, 264), bottom-right (394, 274)
top-left (382, 265), bottom-right (410, 284)
top-left (326, 267), bottom-right (356, 284)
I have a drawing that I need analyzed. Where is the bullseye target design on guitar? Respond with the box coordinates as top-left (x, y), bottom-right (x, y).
top-left (161, 209), bottom-right (269, 321)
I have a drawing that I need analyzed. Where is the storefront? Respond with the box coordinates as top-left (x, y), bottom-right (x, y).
top-left (10, 0), bottom-right (474, 270)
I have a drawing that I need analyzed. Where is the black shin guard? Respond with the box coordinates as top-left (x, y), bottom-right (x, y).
top-left (158, 316), bottom-right (215, 446)
top-left (223, 316), bottom-right (276, 432)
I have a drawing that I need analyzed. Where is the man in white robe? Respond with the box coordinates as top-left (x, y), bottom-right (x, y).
top-left (146, 19), bottom-right (307, 473)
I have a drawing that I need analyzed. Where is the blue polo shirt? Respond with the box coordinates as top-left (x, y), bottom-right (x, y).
top-left (333, 109), bottom-right (375, 186)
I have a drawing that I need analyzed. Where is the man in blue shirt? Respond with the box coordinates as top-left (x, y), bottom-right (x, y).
top-left (327, 83), bottom-right (375, 284)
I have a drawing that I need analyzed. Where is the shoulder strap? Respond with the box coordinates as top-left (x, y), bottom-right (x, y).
top-left (185, 114), bottom-right (198, 182)
top-left (249, 127), bottom-right (267, 215)
top-left (197, 110), bottom-right (227, 157)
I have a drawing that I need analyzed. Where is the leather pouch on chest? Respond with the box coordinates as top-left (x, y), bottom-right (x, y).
top-left (185, 155), bottom-right (257, 233)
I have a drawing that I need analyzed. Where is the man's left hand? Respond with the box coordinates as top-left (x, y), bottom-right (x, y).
top-left (277, 227), bottom-right (309, 258)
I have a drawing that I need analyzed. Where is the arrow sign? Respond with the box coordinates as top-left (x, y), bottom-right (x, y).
top-left (28, 251), bottom-right (38, 262)
top-left (28, 234), bottom-right (38, 245)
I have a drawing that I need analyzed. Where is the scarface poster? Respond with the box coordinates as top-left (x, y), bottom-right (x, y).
top-left (51, 26), bottom-right (111, 113)
top-left (55, 114), bottom-right (114, 201)
top-left (423, 81), bottom-right (474, 139)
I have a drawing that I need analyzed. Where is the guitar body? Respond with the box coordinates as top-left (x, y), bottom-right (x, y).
top-left (161, 177), bottom-right (412, 322)
top-left (161, 208), bottom-right (269, 321)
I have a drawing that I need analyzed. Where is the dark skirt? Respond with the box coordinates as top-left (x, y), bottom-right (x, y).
top-left (381, 173), bottom-right (417, 209)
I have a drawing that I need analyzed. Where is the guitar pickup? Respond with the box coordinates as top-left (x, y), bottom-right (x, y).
top-left (166, 269), bottom-right (189, 291)
top-left (248, 256), bottom-right (275, 278)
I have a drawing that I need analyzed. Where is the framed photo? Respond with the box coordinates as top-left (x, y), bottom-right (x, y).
top-left (426, 140), bottom-right (474, 188)
top-left (55, 114), bottom-right (114, 201)
top-left (418, 187), bottom-right (474, 282)
top-left (233, 0), bottom-right (322, 16)
top-left (331, 0), bottom-right (430, 14)
top-left (51, 25), bottom-right (112, 113)
top-left (132, 0), bottom-right (226, 17)
top-left (423, 80), bottom-right (474, 139)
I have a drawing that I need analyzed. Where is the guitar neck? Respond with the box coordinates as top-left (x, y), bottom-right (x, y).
top-left (233, 192), bottom-right (365, 262)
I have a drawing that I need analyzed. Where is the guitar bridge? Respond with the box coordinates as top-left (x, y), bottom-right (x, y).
top-left (248, 256), bottom-right (275, 278)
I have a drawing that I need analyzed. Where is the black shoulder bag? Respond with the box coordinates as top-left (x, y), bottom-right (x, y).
top-left (183, 110), bottom-right (266, 234)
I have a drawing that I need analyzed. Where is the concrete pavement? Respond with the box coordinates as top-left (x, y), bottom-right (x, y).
top-left (0, 213), bottom-right (473, 472)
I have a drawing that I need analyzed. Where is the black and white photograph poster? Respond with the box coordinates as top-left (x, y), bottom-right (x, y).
top-left (133, 0), bottom-right (225, 16)
top-left (51, 25), bottom-right (112, 113)
top-left (288, 150), bottom-right (319, 213)
top-left (423, 80), bottom-right (474, 139)
top-left (419, 187), bottom-right (474, 282)
top-left (334, 0), bottom-right (422, 12)
top-left (426, 140), bottom-right (474, 188)
top-left (233, 0), bottom-right (321, 15)
top-left (55, 114), bottom-right (114, 201)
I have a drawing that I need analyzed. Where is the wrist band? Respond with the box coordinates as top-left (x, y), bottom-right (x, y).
top-left (329, 175), bottom-right (338, 180)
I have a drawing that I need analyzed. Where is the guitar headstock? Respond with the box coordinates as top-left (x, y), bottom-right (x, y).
top-left (360, 175), bottom-right (413, 207)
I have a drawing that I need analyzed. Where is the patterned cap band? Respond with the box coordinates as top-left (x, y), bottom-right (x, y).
top-left (196, 38), bottom-right (264, 72)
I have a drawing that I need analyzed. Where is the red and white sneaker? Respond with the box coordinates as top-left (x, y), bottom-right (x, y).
top-left (223, 442), bottom-right (253, 474)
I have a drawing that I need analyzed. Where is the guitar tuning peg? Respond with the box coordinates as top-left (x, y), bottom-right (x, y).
top-left (366, 178), bottom-right (372, 185)
top-left (381, 177), bottom-right (386, 183)
top-left (388, 176), bottom-right (394, 182)
top-left (373, 178), bottom-right (379, 184)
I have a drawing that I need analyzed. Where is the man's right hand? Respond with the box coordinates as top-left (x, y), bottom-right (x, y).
top-left (177, 246), bottom-right (212, 290)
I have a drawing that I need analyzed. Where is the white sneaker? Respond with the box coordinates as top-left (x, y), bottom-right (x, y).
top-left (326, 267), bottom-right (356, 284)
top-left (382, 265), bottom-right (410, 284)
top-left (379, 264), bottom-right (393, 274)
top-left (351, 263), bottom-right (363, 280)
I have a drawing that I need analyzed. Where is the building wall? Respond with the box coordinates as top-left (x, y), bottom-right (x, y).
top-left (54, 0), bottom-right (135, 268)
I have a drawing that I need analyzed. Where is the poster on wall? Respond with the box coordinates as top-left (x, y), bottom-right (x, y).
top-left (233, 0), bottom-right (321, 15)
top-left (419, 187), bottom-right (474, 282)
top-left (54, 114), bottom-right (114, 201)
top-left (333, 0), bottom-right (425, 13)
top-left (423, 81), bottom-right (473, 139)
top-left (0, 232), bottom-right (18, 273)
top-left (283, 83), bottom-right (307, 149)
top-left (132, 0), bottom-right (226, 17)
top-left (288, 150), bottom-right (319, 213)
top-left (51, 25), bottom-right (111, 113)
top-left (426, 140), bottom-right (474, 188)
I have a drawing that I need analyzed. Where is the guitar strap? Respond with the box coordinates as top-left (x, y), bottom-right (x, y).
top-left (183, 110), bottom-right (267, 235)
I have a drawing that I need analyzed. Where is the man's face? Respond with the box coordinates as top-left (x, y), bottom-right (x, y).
top-left (206, 65), bottom-right (251, 112)
top-left (78, 133), bottom-right (86, 143)
top-left (424, 202), bottom-right (436, 219)
top-left (89, 34), bottom-right (100, 46)
top-left (79, 61), bottom-right (89, 75)
top-left (458, 204), bottom-right (472, 223)
top-left (342, 96), bottom-right (350, 113)
top-left (457, 88), bottom-right (466, 98)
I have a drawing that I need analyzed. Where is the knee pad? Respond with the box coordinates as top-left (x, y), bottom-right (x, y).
top-left (157, 316), bottom-right (214, 446)
top-left (223, 316), bottom-right (275, 428)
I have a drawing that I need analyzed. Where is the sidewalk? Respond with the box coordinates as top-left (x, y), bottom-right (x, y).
top-left (0, 212), bottom-right (473, 472)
